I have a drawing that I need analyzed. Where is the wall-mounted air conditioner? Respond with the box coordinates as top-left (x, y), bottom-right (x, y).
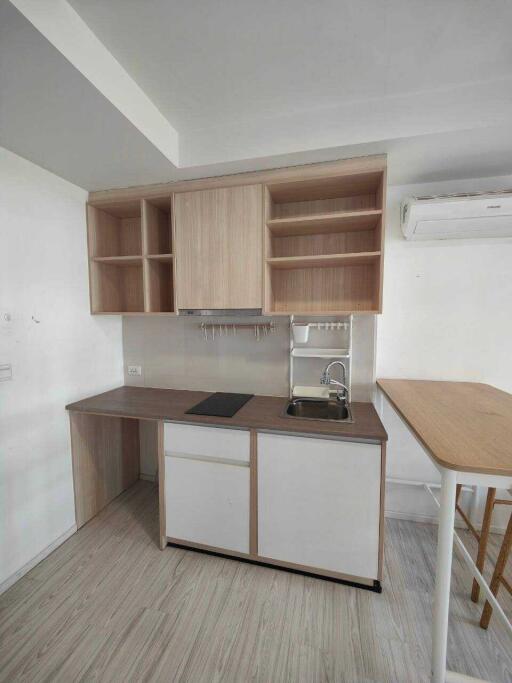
top-left (401, 190), bottom-right (512, 240)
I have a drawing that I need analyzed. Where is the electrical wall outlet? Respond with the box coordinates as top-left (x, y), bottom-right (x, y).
top-left (127, 365), bottom-right (142, 377)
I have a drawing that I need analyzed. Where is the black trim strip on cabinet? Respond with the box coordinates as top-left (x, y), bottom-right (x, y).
top-left (167, 541), bottom-right (382, 593)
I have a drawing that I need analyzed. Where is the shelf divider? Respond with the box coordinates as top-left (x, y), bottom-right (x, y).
top-left (147, 254), bottom-right (173, 262)
top-left (91, 255), bottom-right (143, 265)
top-left (266, 251), bottom-right (381, 270)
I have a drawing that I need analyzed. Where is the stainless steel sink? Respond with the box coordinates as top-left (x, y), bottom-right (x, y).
top-left (284, 398), bottom-right (353, 423)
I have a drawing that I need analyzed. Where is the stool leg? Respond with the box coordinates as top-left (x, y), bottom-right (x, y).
top-left (480, 511), bottom-right (512, 629)
top-left (471, 487), bottom-right (496, 603)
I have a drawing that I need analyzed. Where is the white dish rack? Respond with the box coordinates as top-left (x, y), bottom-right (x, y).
top-left (289, 316), bottom-right (352, 400)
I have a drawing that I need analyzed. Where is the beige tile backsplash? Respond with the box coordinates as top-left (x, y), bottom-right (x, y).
top-left (123, 315), bottom-right (376, 400)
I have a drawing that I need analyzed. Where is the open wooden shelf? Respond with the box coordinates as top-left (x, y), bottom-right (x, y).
top-left (87, 203), bottom-right (142, 257)
top-left (264, 163), bottom-right (386, 314)
top-left (267, 209), bottom-right (382, 237)
top-left (266, 263), bottom-right (379, 314)
top-left (142, 198), bottom-right (173, 256)
top-left (88, 196), bottom-right (176, 314)
top-left (266, 171), bottom-right (383, 210)
top-left (90, 260), bottom-right (144, 313)
top-left (91, 256), bottom-right (143, 265)
top-left (145, 258), bottom-right (174, 313)
top-left (267, 251), bottom-right (380, 269)
top-left (147, 254), bottom-right (173, 262)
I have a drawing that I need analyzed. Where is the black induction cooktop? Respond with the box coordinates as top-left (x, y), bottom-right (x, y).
top-left (185, 392), bottom-right (254, 418)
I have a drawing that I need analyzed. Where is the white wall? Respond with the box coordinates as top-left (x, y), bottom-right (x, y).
top-left (377, 174), bottom-right (512, 528)
top-left (0, 148), bottom-right (124, 589)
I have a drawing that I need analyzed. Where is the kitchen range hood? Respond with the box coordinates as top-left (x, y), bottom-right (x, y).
top-left (179, 309), bottom-right (263, 316)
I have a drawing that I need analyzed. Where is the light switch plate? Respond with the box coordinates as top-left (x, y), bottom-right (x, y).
top-left (127, 365), bottom-right (142, 377)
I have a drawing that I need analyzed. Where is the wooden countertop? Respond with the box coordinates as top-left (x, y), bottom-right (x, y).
top-left (377, 379), bottom-right (512, 477)
top-left (66, 386), bottom-right (387, 443)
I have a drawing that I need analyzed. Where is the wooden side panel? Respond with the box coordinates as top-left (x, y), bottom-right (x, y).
top-left (69, 412), bottom-right (140, 528)
top-left (174, 184), bottom-right (263, 309)
top-left (139, 418), bottom-right (159, 478)
top-left (374, 166), bottom-right (387, 312)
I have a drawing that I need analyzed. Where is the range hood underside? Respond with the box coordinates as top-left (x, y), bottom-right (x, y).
top-left (179, 309), bottom-right (263, 316)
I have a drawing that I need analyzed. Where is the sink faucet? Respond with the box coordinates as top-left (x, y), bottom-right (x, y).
top-left (320, 360), bottom-right (349, 402)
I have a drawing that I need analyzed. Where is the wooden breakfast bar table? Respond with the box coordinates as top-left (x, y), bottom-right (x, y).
top-left (377, 380), bottom-right (512, 683)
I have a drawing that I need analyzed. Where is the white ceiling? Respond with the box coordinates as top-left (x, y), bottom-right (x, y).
top-left (68, 0), bottom-right (512, 132)
top-left (2, 0), bottom-right (512, 190)
top-left (0, 1), bottom-right (176, 189)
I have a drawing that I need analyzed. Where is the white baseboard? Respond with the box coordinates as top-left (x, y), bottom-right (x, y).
top-left (0, 524), bottom-right (77, 596)
top-left (140, 473), bottom-right (157, 482)
top-left (385, 509), bottom-right (506, 535)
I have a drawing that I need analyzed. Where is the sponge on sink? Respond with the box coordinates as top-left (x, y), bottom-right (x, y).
top-left (292, 386), bottom-right (330, 399)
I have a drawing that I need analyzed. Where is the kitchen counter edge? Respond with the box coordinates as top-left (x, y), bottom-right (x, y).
top-left (66, 386), bottom-right (388, 443)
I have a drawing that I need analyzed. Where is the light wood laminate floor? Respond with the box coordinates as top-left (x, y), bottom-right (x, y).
top-left (1, 481), bottom-right (511, 683)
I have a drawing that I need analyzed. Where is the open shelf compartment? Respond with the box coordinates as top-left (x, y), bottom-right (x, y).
top-left (268, 211), bottom-right (382, 259)
top-left (142, 197), bottom-right (173, 256)
top-left (266, 262), bottom-right (380, 314)
top-left (266, 171), bottom-right (384, 221)
top-left (263, 164), bottom-right (385, 314)
top-left (144, 258), bottom-right (175, 312)
top-left (90, 260), bottom-right (144, 313)
top-left (88, 196), bottom-right (176, 314)
top-left (87, 202), bottom-right (142, 257)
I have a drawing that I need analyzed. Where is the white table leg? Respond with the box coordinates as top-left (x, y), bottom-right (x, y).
top-left (432, 467), bottom-right (457, 683)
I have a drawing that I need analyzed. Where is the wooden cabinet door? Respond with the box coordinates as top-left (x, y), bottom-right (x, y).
top-left (174, 184), bottom-right (263, 309)
top-left (257, 432), bottom-right (382, 580)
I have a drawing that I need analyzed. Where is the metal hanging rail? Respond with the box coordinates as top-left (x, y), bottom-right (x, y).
top-left (199, 321), bottom-right (276, 341)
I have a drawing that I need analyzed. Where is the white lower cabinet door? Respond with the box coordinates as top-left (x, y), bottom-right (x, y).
top-left (258, 433), bottom-right (381, 580)
top-left (165, 455), bottom-right (250, 554)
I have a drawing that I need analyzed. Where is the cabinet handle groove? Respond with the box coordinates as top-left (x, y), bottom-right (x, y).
top-left (165, 452), bottom-right (249, 467)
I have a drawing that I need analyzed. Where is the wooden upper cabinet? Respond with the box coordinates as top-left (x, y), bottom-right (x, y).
top-left (173, 184), bottom-right (263, 310)
top-left (86, 156), bottom-right (387, 315)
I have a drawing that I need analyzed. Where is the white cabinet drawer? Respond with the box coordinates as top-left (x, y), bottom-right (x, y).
top-left (258, 433), bottom-right (381, 580)
top-left (165, 455), bottom-right (250, 553)
top-left (164, 422), bottom-right (250, 463)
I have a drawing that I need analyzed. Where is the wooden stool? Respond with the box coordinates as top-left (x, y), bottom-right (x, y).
top-left (455, 485), bottom-right (512, 629)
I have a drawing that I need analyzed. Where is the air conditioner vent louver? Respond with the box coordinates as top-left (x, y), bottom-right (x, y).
top-left (400, 190), bottom-right (512, 241)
